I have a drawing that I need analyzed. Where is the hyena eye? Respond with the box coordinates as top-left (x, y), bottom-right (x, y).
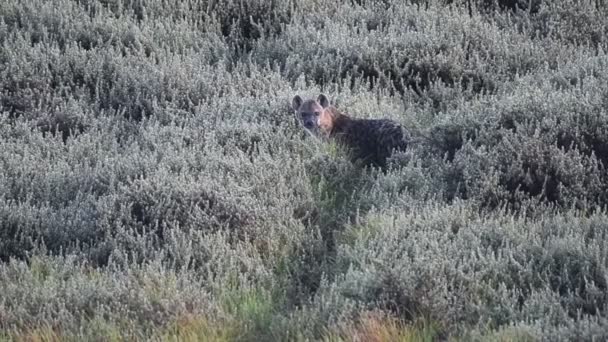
top-left (314, 111), bottom-right (320, 116)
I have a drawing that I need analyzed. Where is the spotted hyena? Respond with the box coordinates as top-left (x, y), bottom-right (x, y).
top-left (292, 93), bottom-right (409, 168)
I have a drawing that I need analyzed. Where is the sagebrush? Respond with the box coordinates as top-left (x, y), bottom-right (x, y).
top-left (1, 0), bottom-right (607, 340)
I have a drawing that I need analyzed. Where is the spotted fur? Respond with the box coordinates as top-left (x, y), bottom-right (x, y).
top-left (292, 94), bottom-right (409, 168)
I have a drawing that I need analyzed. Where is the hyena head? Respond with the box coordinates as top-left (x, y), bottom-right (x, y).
top-left (292, 94), bottom-right (332, 136)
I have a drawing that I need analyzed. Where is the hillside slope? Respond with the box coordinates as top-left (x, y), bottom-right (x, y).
top-left (1, 0), bottom-right (608, 340)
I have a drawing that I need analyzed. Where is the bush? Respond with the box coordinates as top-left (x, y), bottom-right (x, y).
top-left (320, 205), bottom-right (608, 338)
top-left (1, 0), bottom-right (607, 340)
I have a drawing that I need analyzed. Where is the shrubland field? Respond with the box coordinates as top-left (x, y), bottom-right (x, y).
top-left (1, 0), bottom-right (608, 340)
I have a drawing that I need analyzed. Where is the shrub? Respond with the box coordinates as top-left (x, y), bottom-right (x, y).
top-left (1, 0), bottom-right (607, 340)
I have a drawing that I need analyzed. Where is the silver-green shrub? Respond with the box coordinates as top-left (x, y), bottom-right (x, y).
top-left (1, 0), bottom-right (607, 340)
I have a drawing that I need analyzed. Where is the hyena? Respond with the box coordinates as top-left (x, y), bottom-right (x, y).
top-left (292, 93), bottom-right (409, 168)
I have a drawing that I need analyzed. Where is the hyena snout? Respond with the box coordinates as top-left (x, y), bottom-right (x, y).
top-left (303, 118), bottom-right (316, 129)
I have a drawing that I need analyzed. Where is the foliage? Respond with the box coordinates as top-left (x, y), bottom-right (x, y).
top-left (1, 0), bottom-right (607, 340)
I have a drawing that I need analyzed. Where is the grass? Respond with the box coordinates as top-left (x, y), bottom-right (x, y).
top-left (323, 313), bottom-right (441, 342)
top-left (159, 316), bottom-right (239, 342)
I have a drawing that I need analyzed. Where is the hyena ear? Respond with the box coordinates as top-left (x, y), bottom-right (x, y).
top-left (317, 94), bottom-right (330, 108)
top-left (292, 95), bottom-right (303, 112)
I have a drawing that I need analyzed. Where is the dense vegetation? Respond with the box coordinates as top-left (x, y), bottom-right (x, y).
top-left (1, 0), bottom-right (608, 340)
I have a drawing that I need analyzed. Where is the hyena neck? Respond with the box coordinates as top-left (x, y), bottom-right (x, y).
top-left (323, 107), bottom-right (351, 137)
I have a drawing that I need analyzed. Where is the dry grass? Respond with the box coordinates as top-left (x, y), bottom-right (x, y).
top-left (323, 312), bottom-right (440, 342)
